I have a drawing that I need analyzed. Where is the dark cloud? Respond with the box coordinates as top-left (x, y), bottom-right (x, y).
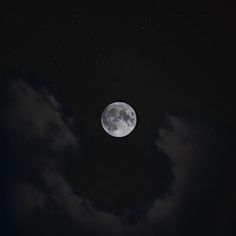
top-left (2, 79), bottom-right (234, 236)
top-left (4, 80), bottom-right (78, 151)
top-left (147, 115), bottom-right (235, 235)
top-left (147, 116), bottom-right (206, 226)
top-left (9, 181), bottom-right (47, 223)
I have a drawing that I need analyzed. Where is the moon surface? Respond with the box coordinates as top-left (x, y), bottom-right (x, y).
top-left (101, 102), bottom-right (137, 137)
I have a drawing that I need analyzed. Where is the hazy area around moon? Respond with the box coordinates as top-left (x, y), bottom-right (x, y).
top-left (101, 102), bottom-right (137, 137)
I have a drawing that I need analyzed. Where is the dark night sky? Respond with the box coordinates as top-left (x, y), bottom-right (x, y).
top-left (0, 4), bottom-right (236, 236)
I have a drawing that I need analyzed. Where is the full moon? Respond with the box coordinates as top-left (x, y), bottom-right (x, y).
top-left (101, 102), bottom-right (137, 137)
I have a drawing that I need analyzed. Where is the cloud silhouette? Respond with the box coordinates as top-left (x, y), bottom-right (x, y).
top-left (147, 116), bottom-right (205, 227)
top-left (4, 79), bottom-right (78, 151)
top-left (2, 78), bottom-right (229, 236)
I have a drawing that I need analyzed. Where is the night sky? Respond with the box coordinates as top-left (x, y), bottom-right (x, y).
top-left (0, 5), bottom-right (236, 236)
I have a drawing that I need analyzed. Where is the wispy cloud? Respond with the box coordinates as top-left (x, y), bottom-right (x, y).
top-left (3, 79), bottom-right (226, 236)
top-left (5, 80), bottom-right (78, 151)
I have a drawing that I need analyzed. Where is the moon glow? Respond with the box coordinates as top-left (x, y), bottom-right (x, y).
top-left (101, 102), bottom-right (137, 137)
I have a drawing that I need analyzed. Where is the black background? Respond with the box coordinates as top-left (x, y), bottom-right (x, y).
top-left (0, 4), bottom-right (236, 236)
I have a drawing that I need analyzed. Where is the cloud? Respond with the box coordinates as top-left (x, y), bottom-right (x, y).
top-left (9, 181), bottom-right (47, 224)
top-left (41, 166), bottom-right (158, 236)
top-left (145, 115), bottom-right (218, 234)
top-left (42, 167), bottom-right (125, 234)
top-left (5, 79), bottom-right (78, 151)
top-left (3, 78), bottom-right (224, 235)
